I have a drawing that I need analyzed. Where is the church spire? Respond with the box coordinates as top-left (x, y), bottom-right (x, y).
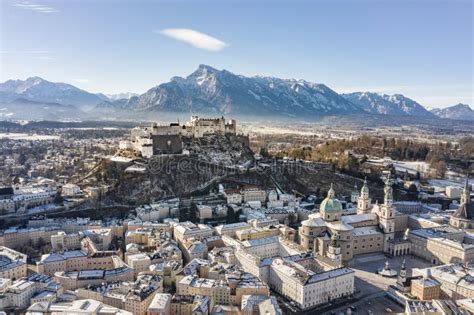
top-left (461, 173), bottom-right (470, 205)
top-left (397, 259), bottom-right (408, 289)
top-left (361, 177), bottom-right (369, 195)
top-left (384, 177), bottom-right (393, 205)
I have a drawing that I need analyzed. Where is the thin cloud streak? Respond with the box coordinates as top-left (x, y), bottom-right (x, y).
top-left (1, 50), bottom-right (54, 61)
top-left (158, 28), bottom-right (228, 52)
top-left (73, 79), bottom-right (90, 83)
top-left (334, 84), bottom-right (470, 94)
top-left (0, 50), bottom-right (51, 54)
top-left (13, 2), bottom-right (60, 13)
top-left (34, 56), bottom-right (54, 61)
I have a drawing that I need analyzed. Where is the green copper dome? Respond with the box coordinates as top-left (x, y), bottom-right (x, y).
top-left (320, 184), bottom-right (343, 213)
top-left (320, 198), bottom-right (343, 213)
top-left (361, 178), bottom-right (369, 194)
top-left (352, 183), bottom-right (358, 195)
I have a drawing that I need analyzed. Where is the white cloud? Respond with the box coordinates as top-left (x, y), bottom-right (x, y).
top-left (13, 1), bottom-right (59, 13)
top-left (333, 84), bottom-right (469, 94)
top-left (0, 50), bottom-right (51, 54)
top-left (158, 28), bottom-right (228, 52)
top-left (1, 50), bottom-right (54, 61)
top-left (34, 56), bottom-right (54, 61)
top-left (73, 79), bottom-right (89, 83)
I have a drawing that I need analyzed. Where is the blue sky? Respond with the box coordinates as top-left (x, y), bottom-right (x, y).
top-left (1, 0), bottom-right (472, 108)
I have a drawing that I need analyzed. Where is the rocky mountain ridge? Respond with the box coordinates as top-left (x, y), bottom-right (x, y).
top-left (430, 103), bottom-right (474, 121)
top-left (342, 92), bottom-right (435, 117)
top-left (0, 65), bottom-right (468, 122)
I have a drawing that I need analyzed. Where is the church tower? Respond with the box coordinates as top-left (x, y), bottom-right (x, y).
top-left (461, 174), bottom-right (471, 205)
top-left (327, 232), bottom-right (342, 265)
top-left (379, 177), bottom-right (396, 252)
top-left (351, 183), bottom-right (359, 204)
top-left (396, 259), bottom-right (408, 292)
top-left (357, 178), bottom-right (372, 215)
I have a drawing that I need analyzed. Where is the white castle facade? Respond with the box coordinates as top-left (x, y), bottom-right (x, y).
top-left (119, 116), bottom-right (237, 158)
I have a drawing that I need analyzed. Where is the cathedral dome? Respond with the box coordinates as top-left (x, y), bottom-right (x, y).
top-left (320, 198), bottom-right (343, 213)
top-left (320, 184), bottom-right (343, 213)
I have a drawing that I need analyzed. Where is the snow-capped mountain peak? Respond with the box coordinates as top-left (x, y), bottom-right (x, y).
top-left (0, 65), bottom-right (452, 121)
top-left (122, 64), bottom-right (362, 116)
top-left (0, 76), bottom-right (103, 111)
top-left (342, 91), bottom-right (434, 117)
top-left (431, 103), bottom-right (474, 121)
top-left (105, 92), bottom-right (139, 100)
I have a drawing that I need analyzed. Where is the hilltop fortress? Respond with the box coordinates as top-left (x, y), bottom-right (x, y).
top-left (119, 116), bottom-right (240, 158)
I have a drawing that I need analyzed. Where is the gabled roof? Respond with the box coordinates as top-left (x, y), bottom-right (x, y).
top-left (452, 203), bottom-right (474, 220)
top-left (301, 216), bottom-right (326, 228)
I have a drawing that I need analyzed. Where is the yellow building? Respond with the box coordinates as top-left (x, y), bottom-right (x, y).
top-left (235, 227), bottom-right (278, 241)
top-left (411, 277), bottom-right (441, 300)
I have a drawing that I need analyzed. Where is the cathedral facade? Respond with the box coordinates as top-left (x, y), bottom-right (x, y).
top-left (299, 179), bottom-right (399, 262)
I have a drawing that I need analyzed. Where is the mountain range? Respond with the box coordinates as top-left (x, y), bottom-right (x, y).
top-left (342, 92), bottom-right (435, 117)
top-left (0, 76), bottom-right (103, 112)
top-left (430, 103), bottom-right (474, 121)
top-left (0, 65), bottom-right (471, 121)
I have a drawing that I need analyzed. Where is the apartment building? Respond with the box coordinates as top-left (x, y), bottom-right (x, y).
top-left (269, 258), bottom-right (354, 310)
top-left (0, 246), bottom-right (27, 280)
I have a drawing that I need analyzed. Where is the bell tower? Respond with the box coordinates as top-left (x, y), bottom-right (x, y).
top-left (379, 177), bottom-right (396, 252)
top-left (351, 182), bottom-right (358, 203)
top-left (327, 232), bottom-right (342, 265)
top-left (461, 174), bottom-right (471, 205)
top-left (396, 259), bottom-right (408, 292)
top-left (357, 178), bottom-right (372, 214)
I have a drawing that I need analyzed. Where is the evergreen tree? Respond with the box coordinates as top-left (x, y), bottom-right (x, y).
top-left (226, 206), bottom-right (236, 223)
top-left (189, 202), bottom-right (198, 223)
top-left (54, 190), bottom-right (64, 204)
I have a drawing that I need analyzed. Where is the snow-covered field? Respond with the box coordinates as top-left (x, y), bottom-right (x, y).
top-left (109, 155), bottom-right (133, 163)
top-left (125, 165), bottom-right (147, 173)
top-left (367, 157), bottom-right (431, 175)
top-left (0, 133), bottom-right (59, 140)
top-left (393, 160), bottom-right (431, 174)
top-left (242, 125), bottom-right (316, 136)
top-left (428, 178), bottom-right (472, 189)
top-left (26, 204), bottom-right (57, 214)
